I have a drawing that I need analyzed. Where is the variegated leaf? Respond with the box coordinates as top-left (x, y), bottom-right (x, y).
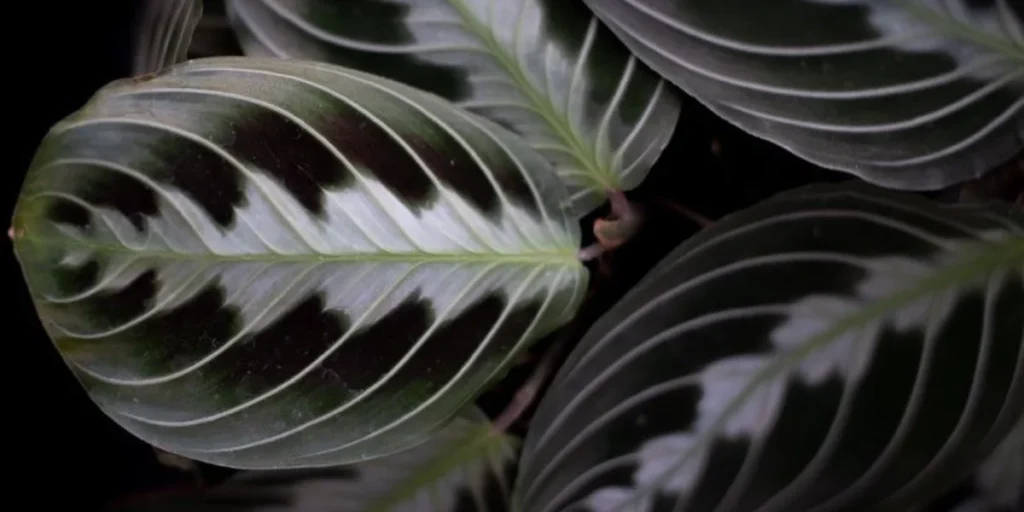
top-left (583, 0), bottom-right (1024, 190)
top-left (109, 407), bottom-right (517, 512)
top-left (934, 419), bottom-right (1023, 512)
top-left (223, 0), bottom-right (682, 217)
top-left (12, 56), bottom-right (587, 469)
top-left (515, 183), bottom-right (1024, 512)
top-left (132, 0), bottom-right (204, 75)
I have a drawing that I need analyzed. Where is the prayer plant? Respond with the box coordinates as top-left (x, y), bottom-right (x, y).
top-left (12, 1), bottom-right (1023, 511)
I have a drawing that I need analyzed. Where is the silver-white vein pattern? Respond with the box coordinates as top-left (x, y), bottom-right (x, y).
top-left (13, 56), bottom-right (587, 469)
top-left (941, 418), bottom-right (1023, 512)
top-left (132, 0), bottom-right (204, 75)
top-left (514, 183), bottom-right (1024, 512)
top-left (114, 407), bottom-right (517, 512)
top-left (224, 0), bottom-right (682, 217)
top-left (583, 0), bottom-right (1024, 190)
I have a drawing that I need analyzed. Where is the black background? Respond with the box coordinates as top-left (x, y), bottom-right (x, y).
top-left (7, 2), bottom-right (189, 509)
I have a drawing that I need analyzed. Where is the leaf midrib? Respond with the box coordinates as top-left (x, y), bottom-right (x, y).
top-left (609, 236), bottom-right (1024, 511)
top-left (447, 0), bottom-right (618, 192)
top-left (16, 234), bottom-right (580, 265)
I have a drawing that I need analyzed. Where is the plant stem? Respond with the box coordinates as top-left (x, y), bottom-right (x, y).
top-left (492, 284), bottom-right (602, 432)
top-left (577, 243), bottom-right (605, 262)
top-left (593, 190), bottom-right (644, 250)
top-left (493, 334), bottom-right (570, 432)
top-left (654, 197), bottom-right (714, 227)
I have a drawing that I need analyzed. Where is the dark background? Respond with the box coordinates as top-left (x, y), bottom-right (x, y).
top-left (6, 2), bottom-right (1017, 511)
top-left (7, 2), bottom-right (190, 509)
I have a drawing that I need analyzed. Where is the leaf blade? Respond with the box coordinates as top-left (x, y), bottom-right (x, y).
top-left (514, 183), bottom-right (1024, 512)
top-left (108, 407), bottom-right (518, 512)
top-left (132, 0), bottom-right (205, 75)
top-left (13, 56), bottom-right (588, 469)
top-left (224, 0), bottom-right (682, 216)
top-left (583, 0), bottom-right (1024, 189)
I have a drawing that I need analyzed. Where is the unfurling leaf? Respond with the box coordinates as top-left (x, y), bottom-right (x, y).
top-left (224, 0), bottom-right (682, 217)
top-left (515, 183), bottom-right (1024, 511)
top-left (584, 0), bottom-right (1024, 190)
top-left (131, 0), bottom-right (204, 75)
top-left (109, 407), bottom-right (517, 512)
top-left (12, 56), bottom-right (587, 469)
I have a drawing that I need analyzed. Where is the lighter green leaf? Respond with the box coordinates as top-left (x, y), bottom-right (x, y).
top-left (132, 0), bottom-right (204, 75)
top-left (110, 406), bottom-right (517, 512)
top-left (515, 183), bottom-right (1024, 512)
top-left (12, 56), bottom-right (587, 469)
top-left (584, 0), bottom-right (1024, 190)
top-left (224, 0), bottom-right (682, 217)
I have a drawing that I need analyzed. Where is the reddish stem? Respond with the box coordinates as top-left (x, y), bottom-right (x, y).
top-left (653, 197), bottom-right (714, 227)
top-left (594, 190), bottom-right (643, 249)
top-left (493, 335), bottom-right (568, 432)
top-left (577, 243), bottom-right (605, 262)
top-left (492, 286), bottom-right (600, 432)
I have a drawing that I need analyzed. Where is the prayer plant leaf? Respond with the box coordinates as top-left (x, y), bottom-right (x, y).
top-left (11, 56), bottom-right (587, 470)
top-left (515, 183), bottom-right (1024, 512)
top-left (132, 0), bottom-right (204, 75)
top-left (582, 0), bottom-right (1024, 190)
top-left (223, 0), bottom-right (682, 217)
top-left (931, 419), bottom-right (1023, 512)
top-left (915, 418), bottom-right (1023, 512)
top-left (108, 407), bottom-right (518, 512)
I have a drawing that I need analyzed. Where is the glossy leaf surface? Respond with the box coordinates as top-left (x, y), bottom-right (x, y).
top-left (110, 407), bottom-right (517, 512)
top-left (12, 56), bottom-right (587, 469)
top-left (584, 0), bottom-right (1024, 190)
top-left (225, 0), bottom-right (682, 217)
top-left (516, 183), bottom-right (1024, 512)
top-left (132, 0), bottom-right (204, 75)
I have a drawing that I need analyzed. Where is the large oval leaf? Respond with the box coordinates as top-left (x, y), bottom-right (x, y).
top-left (11, 56), bottom-right (587, 469)
top-left (110, 406), bottom-right (517, 512)
top-left (515, 183), bottom-right (1024, 511)
top-left (583, 0), bottom-right (1024, 190)
top-left (223, 0), bottom-right (682, 217)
